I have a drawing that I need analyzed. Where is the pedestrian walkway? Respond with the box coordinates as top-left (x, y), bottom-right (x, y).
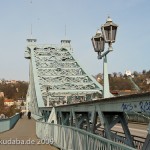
top-left (0, 116), bottom-right (58, 150)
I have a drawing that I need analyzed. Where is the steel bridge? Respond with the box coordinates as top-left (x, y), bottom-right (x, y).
top-left (23, 38), bottom-right (150, 150)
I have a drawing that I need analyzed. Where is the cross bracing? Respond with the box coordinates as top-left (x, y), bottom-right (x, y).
top-left (25, 39), bottom-right (104, 111)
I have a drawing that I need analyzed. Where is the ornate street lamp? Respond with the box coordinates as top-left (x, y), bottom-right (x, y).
top-left (91, 16), bottom-right (118, 98)
top-left (101, 16), bottom-right (118, 50)
top-left (91, 29), bottom-right (105, 59)
top-left (91, 29), bottom-right (105, 51)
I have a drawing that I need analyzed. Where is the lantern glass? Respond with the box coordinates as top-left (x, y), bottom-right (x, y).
top-left (99, 38), bottom-right (105, 52)
top-left (112, 26), bottom-right (117, 42)
top-left (103, 26), bottom-right (111, 42)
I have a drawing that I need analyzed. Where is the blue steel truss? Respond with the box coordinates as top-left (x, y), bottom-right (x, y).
top-left (25, 38), bottom-right (104, 114)
top-left (24, 38), bottom-right (150, 150)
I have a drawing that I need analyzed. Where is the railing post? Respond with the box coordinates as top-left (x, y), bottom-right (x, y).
top-left (142, 122), bottom-right (150, 150)
top-left (107, 141), bottom-right (110, 150)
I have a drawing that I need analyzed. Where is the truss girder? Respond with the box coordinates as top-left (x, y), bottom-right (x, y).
top-left (25, 42), bottom-right (103, 108)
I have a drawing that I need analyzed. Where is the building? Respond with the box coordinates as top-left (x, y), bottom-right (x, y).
top-left (146, 78), bottom-right (150, 85)
top-left (0, 92), bottom-right (4, 98)
top-left (125, 70), bottom-right (134, 78)
top-left (125, 70), bottom-right (132, 76)
top-left (4, 99), bottom-right (14, 106)
top-left (10, 80), bottom-right (17, 84)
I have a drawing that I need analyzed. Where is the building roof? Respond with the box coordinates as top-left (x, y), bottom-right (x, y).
top-left (4, 99), bottom-right (14, 102)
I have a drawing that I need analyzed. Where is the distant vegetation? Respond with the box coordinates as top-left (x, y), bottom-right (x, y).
top-left (95, 70), bottom-right (150, 92)
top-left (0, 80), bottom-right (28, 117)
top-left (0, 80), bottom-right (28, 100)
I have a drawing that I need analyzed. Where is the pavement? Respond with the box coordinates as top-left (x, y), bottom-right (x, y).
top-left (0, 116), bottom-right (58, 150)
top-left (112, 123), bottom-right (148, 138)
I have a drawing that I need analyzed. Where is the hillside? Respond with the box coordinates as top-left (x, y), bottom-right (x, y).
top-left (95, 70), bottom-right (150, 94)
top-left (0, 80), bottom-right (28, 100)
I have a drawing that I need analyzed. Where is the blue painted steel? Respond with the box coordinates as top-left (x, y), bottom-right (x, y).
top-left (36, 120), bottom-right (136, 150)
top-left (31, 113), bottom-right (43, 120)
top-left (103, 54), bottom-right (111, 98)
top-left (25, 39), bottom-right (104, 115)
top-left (0, 114), bottom-right (20, 133)
top-left (40, 92), bottom-right (150, 113)
top-left (30, 46), bottom-right (45, 108)
top-left (25, 38), bottom-right (150, 149)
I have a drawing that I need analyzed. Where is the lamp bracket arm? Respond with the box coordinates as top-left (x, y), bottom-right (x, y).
top-left (100, 50), bottom-right (112, 59)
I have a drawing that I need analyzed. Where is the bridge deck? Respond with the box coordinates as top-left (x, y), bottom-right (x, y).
top-left (0, 116), bottom-right (57, 150)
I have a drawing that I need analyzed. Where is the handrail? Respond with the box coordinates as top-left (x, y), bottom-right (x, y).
top-left (97, 127), bottom-right (145, 150)
top-left (36, 120), bottom-right (136, 150)
top-left (31, 113), bottom-right (43, 120)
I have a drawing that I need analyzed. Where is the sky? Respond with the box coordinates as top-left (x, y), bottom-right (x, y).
top-left (0, 0), bottom-right (150, 81)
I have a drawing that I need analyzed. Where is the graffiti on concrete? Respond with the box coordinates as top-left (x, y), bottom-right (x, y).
top-left (139, 101), bottom-right (150, 112)
top-left (122, 103), bottom-right (133, 111)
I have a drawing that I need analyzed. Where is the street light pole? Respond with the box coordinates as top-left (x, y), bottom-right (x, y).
top-left (99, 49), bottom-right (111, 98)
top-left (91, 16), bottom-right (118, 98)
top-left (103, 54), bottom-right (110, 98)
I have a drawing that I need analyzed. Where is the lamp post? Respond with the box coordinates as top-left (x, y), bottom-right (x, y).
top-left (91, 16), bottom-right (118, 98)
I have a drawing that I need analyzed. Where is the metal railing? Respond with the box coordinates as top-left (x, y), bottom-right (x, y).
top-left (31, 113), bottom-right (43, 120)
top-left (97, 127), bottom-right (145, 150)
top-left (0, 113), bottom-right (20, 133)
top-left (127, 113), bottom-right (150, 123)
top-left (113, 134), bottom-right (144, 150)
top-left (36, 120), bottom-right (136, 150)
